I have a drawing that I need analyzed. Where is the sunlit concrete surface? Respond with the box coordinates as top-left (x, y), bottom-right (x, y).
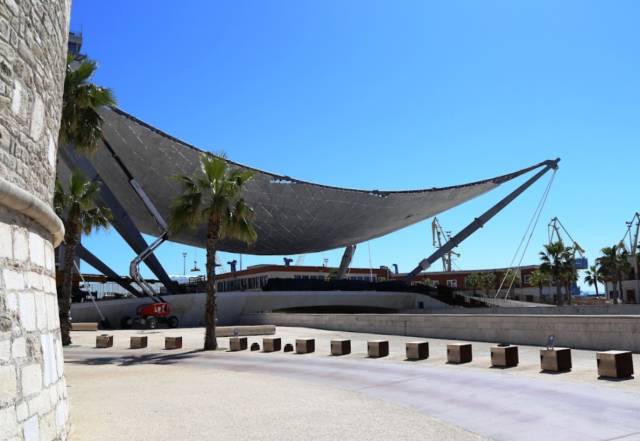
top-left (64, 327), bottom-right (640, 441)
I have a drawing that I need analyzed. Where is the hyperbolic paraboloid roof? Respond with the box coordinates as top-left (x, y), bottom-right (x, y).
top-left (58, 107), bottom-right (549, 255)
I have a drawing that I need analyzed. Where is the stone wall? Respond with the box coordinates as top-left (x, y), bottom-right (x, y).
top-left (247, 312), bottom-right (640, 352)
top-left (0, 1), bottom-right (71, 441)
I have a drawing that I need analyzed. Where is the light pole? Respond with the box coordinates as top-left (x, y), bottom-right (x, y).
top-left (182, 252), bottom-right (187, 276)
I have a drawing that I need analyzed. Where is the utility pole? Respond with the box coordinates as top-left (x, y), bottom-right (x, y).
top-left (182, 252), bottom-right (187, 276)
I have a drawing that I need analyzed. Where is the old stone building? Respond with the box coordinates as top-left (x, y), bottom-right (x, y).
top-left (0, 1), bottom-right (71, 440)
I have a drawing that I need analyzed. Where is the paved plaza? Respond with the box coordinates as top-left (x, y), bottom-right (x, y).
top-left (64, 327), bottom-right (640, 441)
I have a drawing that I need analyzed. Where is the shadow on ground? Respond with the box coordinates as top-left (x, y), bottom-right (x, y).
top-left (67, 350), bottom-right (202, 367)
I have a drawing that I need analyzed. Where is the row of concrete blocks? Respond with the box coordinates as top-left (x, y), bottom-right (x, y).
top-left (96, 334), bottom-right (183, 350)
top-left (234, 337), bottom-right (635, 379)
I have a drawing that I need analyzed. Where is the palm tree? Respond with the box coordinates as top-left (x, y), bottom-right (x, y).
top-left (529, 269), bottom-right (551, 298)
top-left (170, 156), bottom-right (257, 350)
top-left (583, 265), bottom-right (604, 297)
top-left (539, 241), bottom-right (574, 306)
top-left (54, 171), bottom-right (112, 345)
top-left (59, 55), bottom-right (116, 153)
top-left (598, 245), bottom-right (631, 304)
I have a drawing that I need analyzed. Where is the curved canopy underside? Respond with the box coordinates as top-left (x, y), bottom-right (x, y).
top-left (58, 107), bottom-right (548, 255)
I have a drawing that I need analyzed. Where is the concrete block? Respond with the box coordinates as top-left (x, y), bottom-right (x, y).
top-left (250, 342), bottom-right (260, 351)
top-left (331, 339), bottom-right (351, 356)
top-left (229, 337), bottom-right (247, 351)
top-left (597, 350), bottom-right (634, 379)
top-left (283, 343), bottom-right (294, 352)
top-left (165, 337), bottom-right (183, 350)
top-left (96, 334), bottom-right (113, 348)
top-left (263, 337), bottom-right (281, 352)
top-left (406, 341), bottom-right (429, 361)
top-left (130, 336), bottom-right (148, 349)
top-left (368, 340), bottom-right (389, 358)
top-left (447, 343), bottom-right (472, 364)
top-left (217, 325), bottom-right (276, 337)
top-left (296, 338), bottom-right (315, 354)
top-left (491, 345), bottom-right (519, 368)
top-left (71, 322), bottom-right (98, 331)
top-left (540, 348), bottom-right (572, 372)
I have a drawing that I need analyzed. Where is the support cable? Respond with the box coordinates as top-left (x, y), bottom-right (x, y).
top-left (495, 170), bottom-right (556, 299)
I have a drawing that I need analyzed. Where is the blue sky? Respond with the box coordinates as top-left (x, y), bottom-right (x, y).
top-left (71, 1), bottom-right (640, 291)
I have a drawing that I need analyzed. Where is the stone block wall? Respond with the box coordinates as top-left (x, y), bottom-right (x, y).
top-left (0, 208), bottom-right (68, 441)
top-left (0, 1), bottom-right (71, 440)
top-left (247, 312), bottom-right (640, 352)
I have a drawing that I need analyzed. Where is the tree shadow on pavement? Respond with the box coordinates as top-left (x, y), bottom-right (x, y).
top-left (67, 350), bottom-right (203, 367)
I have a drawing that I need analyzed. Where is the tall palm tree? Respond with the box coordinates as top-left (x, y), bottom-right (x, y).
top-left (539, 241), bottom-right (574, 306)
top-left (583, 265), bottom-right (604, 297)
top-left (170, 156), bottom-right (257, 350)
top-left (54, 171), bottom-right (112, 345)
top-left (598, 245), bottom-right (631, 304)
top-left (59, 55), bottom-right (116, 153)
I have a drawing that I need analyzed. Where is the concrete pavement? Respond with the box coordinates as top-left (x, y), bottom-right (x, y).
top-left (64, 327), bottom-right (640, 441)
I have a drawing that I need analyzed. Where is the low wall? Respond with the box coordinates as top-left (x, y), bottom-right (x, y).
top-left (244, 312), bottom-right (640, 352)
top-left (71, 290), bottom-right (431, 327)
top-left (409, 304), bottom-right (640, 315)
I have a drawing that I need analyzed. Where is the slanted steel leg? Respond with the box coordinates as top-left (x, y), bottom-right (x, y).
top-left (336, 244), bottom-right (357, 279)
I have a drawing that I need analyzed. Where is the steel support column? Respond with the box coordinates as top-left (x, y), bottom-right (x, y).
top-left (76, 245), bottom-right (141, 297)
top-left (336, 244), bottom-right (357, 279)
top-left (59, 147), bottom-right (177, 293)
top-left (405, 158), bottom-right (560, 281)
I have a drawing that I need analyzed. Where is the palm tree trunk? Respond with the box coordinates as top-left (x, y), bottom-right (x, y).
top-left (555, 281), bottom-right (563, 306)
top-left (204, 215), bottom-right (220, 350)
top-left (618, 277), bottom-right (625, 305)
top-left (59, 221), bottom-right (80, 346)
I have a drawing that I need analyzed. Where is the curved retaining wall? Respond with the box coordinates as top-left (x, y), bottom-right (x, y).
top-left (244, 312), bottom-right (640, 353)
top-left (70, 290), bottom-right (446, 327)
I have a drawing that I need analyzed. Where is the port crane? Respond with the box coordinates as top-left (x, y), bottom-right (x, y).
top-left (432, 217), bottom-right (460, 272)
top-left (547, 217), bottom-right (588, 269)
top-left (621, 212), bottom-right (640, 300)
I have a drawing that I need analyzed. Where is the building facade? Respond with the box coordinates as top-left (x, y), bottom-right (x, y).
top-left (0, 1), bottom-right (71, 440)
top-left (213, 264), bottom-right (549, 302)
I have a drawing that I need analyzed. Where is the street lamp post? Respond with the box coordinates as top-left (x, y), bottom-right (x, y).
top-left (182, 252), bottom-right (187, 276)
